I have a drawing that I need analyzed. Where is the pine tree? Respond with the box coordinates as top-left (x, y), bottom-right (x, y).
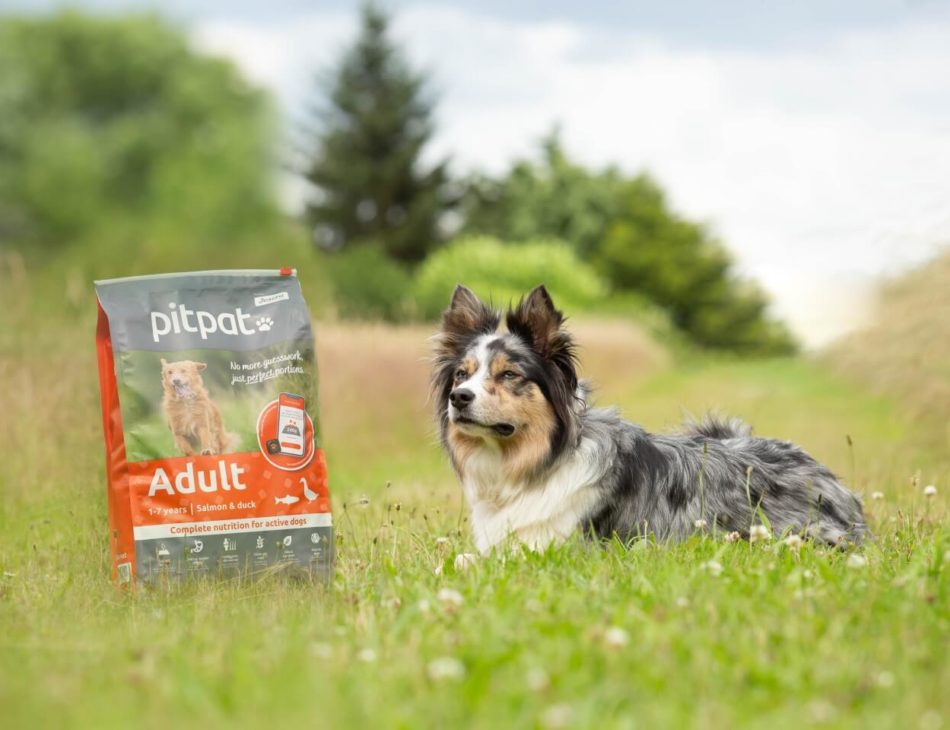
top-left (302, 3), bottom-right (448, 264)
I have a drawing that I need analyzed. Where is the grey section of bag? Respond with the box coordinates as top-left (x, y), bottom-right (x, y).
top-left (96, 270), bottom-right (313, 353)
top-left (134, 526), bottom-right (334, 582)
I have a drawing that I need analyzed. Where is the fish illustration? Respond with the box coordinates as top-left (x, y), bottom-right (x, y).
top-left (275, 495), bottom-right (300, 505)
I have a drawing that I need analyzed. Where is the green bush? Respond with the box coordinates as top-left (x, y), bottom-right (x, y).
top-left (413, 236), bottom-right (607, 319)
top-left (327, 242), bottom-right (413, 322)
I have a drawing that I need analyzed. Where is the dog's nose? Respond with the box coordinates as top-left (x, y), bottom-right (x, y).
top-left (450, 388), bottom-right (474, 409)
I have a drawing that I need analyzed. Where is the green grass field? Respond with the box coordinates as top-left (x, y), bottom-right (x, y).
top-left (1, 303), bottom-right (948, 729)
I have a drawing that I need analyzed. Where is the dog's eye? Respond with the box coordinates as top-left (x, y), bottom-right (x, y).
top-left (500, 370), bottom-right (520, 380)
top-left (454, 368), bottom-right (467, 381)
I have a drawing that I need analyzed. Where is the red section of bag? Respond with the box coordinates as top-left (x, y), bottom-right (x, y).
top-left (126, 450), bottom-right (331, 527)
top-left (96, 300), bottom-right (136, 586)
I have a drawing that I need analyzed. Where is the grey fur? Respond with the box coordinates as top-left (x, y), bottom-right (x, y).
top-left (574, 401), bottom-right (867, 545)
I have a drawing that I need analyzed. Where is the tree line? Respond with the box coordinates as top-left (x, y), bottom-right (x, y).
top-left (0, 6), bottom-right (794, 354)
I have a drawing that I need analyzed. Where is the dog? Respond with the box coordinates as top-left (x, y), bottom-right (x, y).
top-left (160, 358), bottom-right (237, 456)
top-left (432, 285), bottom-right (867, 554)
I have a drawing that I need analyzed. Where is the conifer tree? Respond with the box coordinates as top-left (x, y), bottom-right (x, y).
top-left (303, 3), bottom-right (447, 264)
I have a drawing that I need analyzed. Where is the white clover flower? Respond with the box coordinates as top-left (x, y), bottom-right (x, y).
top-left (603, 626), bottom-right (629, 649)
top-left (417, 599), bottom-right (431, 615)
top-left (702, 560), bottom-right (724, 577)
top-left (433, 562), bottom-right (444, 576)
top-left (309, 642), bottom-right (332, 659)
top-left (541, 704), bottom-right (573, 730)
top-left (526, 668), bottom-right (550, 692)
top-left (809, 700), bottom-right (836, 723)
top-left (694, 519), bottom-right (708, 529)
top-left (427, 656), bottom-right (465, 681)
top-left (454, 553), bottom-right (478, 572)
top-left (724, 531), bottom-right (742, 543)
top-left (675, 596), bottom-right (690, 608)
top-left (919, 710), bottom-right (943, 730)
top-left (749, 525), bottom-right (771, 543)
top-left (783, 534), bottom-right (804, 550)
top-left (871, 491), bottom-right (885, 501)
top-left (437, 587), bottom-right (464, 612)
top-left (846, 553), bottom-right (868, 569)
top-left (435, 536), bottom-right (451, 548)
top-left (876, 671), bottom-right (895, 688)
top-left (923, 485), bottom-right (937, 498)
top-left (357, 648), bottom-right (377, 663)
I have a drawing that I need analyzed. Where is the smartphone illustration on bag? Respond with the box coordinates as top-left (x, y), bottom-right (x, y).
top-left (276, 393), bottom-right (306, 456)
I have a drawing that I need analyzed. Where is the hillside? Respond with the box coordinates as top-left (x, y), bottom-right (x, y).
top-left (825, 249), bottom-right (950, 449)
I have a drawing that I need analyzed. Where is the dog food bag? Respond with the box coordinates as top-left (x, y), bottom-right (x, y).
top-left (95, 269), bottom-right (332, 586)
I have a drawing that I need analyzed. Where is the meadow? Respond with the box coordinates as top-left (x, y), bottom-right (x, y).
top-left (1, 279), bottom-right (948, 729)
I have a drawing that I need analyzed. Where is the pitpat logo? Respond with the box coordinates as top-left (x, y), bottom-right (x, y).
top-left (150, 302), bottom-right (269, 343)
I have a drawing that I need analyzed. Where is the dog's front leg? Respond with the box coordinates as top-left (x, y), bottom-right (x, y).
top-left (173, 432), bottom-right (196, 456)
top-left (197, 416), bottom-right (216, 456)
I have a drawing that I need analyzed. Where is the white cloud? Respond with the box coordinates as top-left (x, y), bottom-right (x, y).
top-left (192, 4), bottom-right (950, 346)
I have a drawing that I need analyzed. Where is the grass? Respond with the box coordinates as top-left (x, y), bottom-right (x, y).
top-left (1, 280), bottom-right (948, 729)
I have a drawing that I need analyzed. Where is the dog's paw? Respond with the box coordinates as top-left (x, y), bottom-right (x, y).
top-left (256, 316), bottom-right (274, 332)
top-left (201, 448), bottom-right (214, 456)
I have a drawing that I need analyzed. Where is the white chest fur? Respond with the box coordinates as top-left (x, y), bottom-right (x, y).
top-left (461, 437), bottom-right (606, 554)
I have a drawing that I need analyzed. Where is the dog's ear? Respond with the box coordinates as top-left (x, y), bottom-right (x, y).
top-left (432, 286), bottom-right (499, 408)
top-left (194, 362), bottom-right (207, 371)
top-left (160, 357), bottom-right (168, 367)
top-left (507, 285), bottom-right (576, 377)
top-left (441, 285), bottom-right (499, 340)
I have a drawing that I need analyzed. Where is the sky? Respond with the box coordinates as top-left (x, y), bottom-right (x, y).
top-left (8, 0), bottom-right (950, 346)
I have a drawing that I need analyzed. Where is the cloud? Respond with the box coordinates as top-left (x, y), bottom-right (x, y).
top-left (192, 4), bottom-right (950, 346)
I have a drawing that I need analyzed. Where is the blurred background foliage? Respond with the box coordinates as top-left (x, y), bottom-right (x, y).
top-left (0, 5), bottom-right (797, 355)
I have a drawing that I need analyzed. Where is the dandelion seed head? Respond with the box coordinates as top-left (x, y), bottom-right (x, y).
top-left (923, 485), bottom-right (937, 498)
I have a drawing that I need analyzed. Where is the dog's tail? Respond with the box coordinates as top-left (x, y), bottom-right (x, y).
top-left (684, 413), bottom-right (751, 440)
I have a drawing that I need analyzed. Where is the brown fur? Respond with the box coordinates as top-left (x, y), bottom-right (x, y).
top-left (445, 348), bottom-right (558, 486)
top-left (160, 358), bottom-right (233, 456)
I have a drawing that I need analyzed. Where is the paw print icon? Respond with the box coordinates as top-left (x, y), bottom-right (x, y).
top-left (256, 316), bottom-right (274, 332)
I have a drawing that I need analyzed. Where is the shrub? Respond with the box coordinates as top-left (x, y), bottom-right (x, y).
top-left (413, 236), bottom-right (607, 319)
top-left (326, 242), bottom-right (413, 322)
